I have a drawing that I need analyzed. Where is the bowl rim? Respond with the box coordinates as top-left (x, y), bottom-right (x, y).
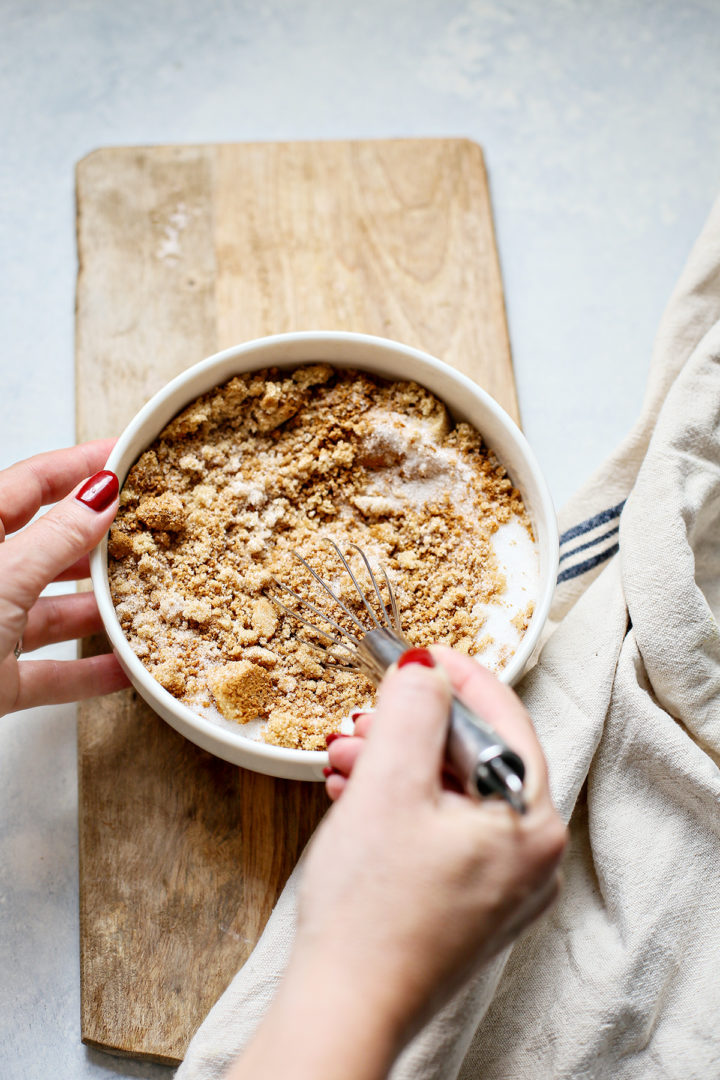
top-left (90, 330), bottom-right (559, 774)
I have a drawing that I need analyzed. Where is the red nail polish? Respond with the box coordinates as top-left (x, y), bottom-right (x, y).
top-left (397, 647), bottom-right (435, 669)
top-left (76, 470), bottom-right (119, 513)
top-left (325, 732), bottom-right (346, 746)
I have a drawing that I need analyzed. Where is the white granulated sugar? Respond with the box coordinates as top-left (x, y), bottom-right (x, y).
top-left (158, 591), bottom-right (186, 624)
top-left (360, 410), bottom-right (479, 518)
top-left (471, 516), bottom-right (539, 672)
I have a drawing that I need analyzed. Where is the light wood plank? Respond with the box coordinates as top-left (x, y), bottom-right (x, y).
top-left (212, 139), bottom-right (518, 417)
top-left (75, 137), bottom-right (516, 1063)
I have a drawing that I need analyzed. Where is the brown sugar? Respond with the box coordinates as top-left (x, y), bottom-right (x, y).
top-left (207, 661), bottom-right (274, 723)
top-left (136, 492), bottom-right (186, 532)
top-left (108, 365), bottom-right (536, 750)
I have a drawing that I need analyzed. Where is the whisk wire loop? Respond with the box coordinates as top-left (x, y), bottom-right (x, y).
top-left (347, 542), bottom-right (397, 632)
top-left (297, 635), bottom-right (361, 672)
top-left (290, 548), bottom-right (370, 638)
top-left (267, 541), bottom-right (405, 672)
top-left (323, 539), bottom-right (387, 634)
top-left (269, 577), bottom-right (361, 651)
top-left (379, 563), bottom-right (403, 634)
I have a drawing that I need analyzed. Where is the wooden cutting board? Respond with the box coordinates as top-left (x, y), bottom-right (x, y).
top-left (75, 137), bottom-right (517, 1065)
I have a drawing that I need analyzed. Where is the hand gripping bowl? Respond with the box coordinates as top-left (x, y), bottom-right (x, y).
top-left (91, 332), bottom-right (559, 781)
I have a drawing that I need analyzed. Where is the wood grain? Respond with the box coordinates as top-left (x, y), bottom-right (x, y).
top-left (211, 140), bottom-right (518, 413)
top-left (75, 137), bottom-right (516, 1064)
top-left (77, 682), bottom-right (326, 1064)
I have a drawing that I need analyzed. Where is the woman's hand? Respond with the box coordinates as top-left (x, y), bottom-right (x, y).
top-left (0, 442), bottom-right (129, 718)
top-left (228, 648), bottom-right (566, 1080)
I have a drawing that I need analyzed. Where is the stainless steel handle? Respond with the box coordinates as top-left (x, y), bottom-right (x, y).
top-left (446, 698), bottom-right (525, 808)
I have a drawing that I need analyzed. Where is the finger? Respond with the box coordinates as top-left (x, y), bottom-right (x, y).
top-left (430, 646), bottom-right (551, 805)
top-left (51, 555), bottom-right (91, 582)
top-left (0, 471), bottom-right (119, 621)
top-left (13, 653), bottom-right (129, 711)
top-left (358, 661), bottom-right (452, 795)
top-left (331, 727), bottom-right (461, 792)
top-left (22, 592), bottom-right (104, 652)
top-left (0, 441), bottom-right (116, 540)
top-left (327, 734), bottom-right (365, 777)
top-left (325, 772), bottom-right (347, 801)
top-left (352, 711), bottom-right (374, 738)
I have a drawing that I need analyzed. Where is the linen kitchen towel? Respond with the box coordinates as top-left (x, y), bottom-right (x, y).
top-left (176, 196), bottom-right (720, 1080)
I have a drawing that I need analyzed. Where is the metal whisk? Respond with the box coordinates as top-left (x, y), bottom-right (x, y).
top-left (269, 539), bottom-right (527, 813)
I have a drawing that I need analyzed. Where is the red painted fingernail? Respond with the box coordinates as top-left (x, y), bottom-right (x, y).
top-left (325, 732), bottom-right (346, 746)
top-left (75, 470), bottom-right (119, 513)
top-left (397, 647), bottom-right (435, 669)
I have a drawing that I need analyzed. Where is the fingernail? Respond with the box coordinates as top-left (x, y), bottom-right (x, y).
top-left (325, 732), bottom-right (348, 746)
top-left (76, 470), bottom-right (119, 512)
top-left (397, 647), bottom-right (435, 670)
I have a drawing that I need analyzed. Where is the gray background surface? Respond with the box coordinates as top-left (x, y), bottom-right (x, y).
top-left (1, 1), bottom-right (718, 1076)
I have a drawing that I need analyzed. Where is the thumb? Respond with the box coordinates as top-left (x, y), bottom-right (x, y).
top-left (359, 653), bottom-right (452, 796)
top-left (0, 471), bottom-right (119, 616)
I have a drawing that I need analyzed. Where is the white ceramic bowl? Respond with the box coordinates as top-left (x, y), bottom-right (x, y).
top-left (91, 332), bottom-right (558, 781)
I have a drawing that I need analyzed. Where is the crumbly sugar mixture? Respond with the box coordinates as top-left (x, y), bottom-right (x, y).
top-left (109, 365), bottom-right (535, 750)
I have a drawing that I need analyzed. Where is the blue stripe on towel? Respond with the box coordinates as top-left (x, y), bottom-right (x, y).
top-left (557, 542), bottom-right (620, 583)
top-left (559, 524), bottom-right (620, 564)
top-left (559, 499), bottom-right (626, 546)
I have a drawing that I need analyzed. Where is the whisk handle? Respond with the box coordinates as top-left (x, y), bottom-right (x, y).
top-left (446, 697), bottom-right (527, 812)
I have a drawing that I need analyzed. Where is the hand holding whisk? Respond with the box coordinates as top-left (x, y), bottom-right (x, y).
top-left (268, 538), bottom-right (527, 813)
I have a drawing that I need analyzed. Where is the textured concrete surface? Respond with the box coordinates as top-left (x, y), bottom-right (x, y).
top-left (1, 1), bottom-right (719, 1076)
